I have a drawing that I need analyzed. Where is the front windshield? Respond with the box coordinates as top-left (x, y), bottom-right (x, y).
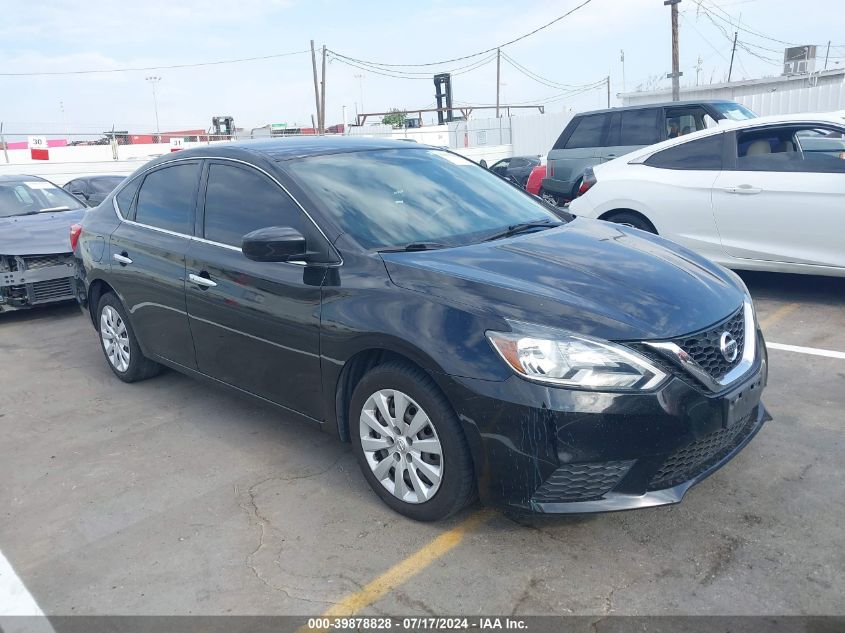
top-left (285, 148), bottom-right (564, 250)
top-left (0, 180), bottom-right (86, 218)
top-left (713, 102), bottom-right (757, 121)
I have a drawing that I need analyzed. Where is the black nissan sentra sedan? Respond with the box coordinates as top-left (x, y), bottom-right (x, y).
top-left (73, 137), bottom-right (770, 521)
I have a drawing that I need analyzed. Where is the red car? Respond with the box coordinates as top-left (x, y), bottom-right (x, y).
top-left (525, 157), bottom-right (560, 205)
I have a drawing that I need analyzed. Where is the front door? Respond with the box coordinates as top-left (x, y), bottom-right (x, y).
top-left (712, 125), bottom-right (845, 269)
top-left (108, 161), bottom-right (201, 369)
top-left (185, 160), bottom-right (327, 420)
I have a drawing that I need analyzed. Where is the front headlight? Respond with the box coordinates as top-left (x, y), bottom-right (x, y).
top-left (486, 322), bottom-right (667, 391)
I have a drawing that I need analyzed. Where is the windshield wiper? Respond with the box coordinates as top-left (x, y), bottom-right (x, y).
top-left (482, 218), bottom-right (563, 242)
top-left (378, 242), bottom-right (448, 253)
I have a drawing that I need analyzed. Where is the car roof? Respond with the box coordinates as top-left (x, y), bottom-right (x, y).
top-left (165, 136), bottom-right (433, 163)
top-left (611, 111), bottom-right (845, 163)
top-left (573, 100), bottom-right (742, 117)
top-left (0, 174), bottom-right (48, 183)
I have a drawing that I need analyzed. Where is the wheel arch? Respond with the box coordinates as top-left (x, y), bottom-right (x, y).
top-left (598, 208), bottom-right (658, 233)
top-left (334, 346), bottom-right (441, 443)
top-left (87, 278), bottom-right (116, 328)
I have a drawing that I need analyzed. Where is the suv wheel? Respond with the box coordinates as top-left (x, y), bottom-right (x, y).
top-left (350, 362), bottom-right (475, 521)
top-left (97, 292), bottom-right (162, 383)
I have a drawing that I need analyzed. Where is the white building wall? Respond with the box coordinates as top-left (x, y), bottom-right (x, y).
top-left (621, 70), bottom-right (845, 116)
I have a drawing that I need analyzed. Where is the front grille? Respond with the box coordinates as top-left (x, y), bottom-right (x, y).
top-left (672, 308), bottom-right (745, 381)
top-left (31, 277), bottom-right (74, 303)
top-left (648, 413), bottom-right (756, 490)
top-left (22, 254), bottom-right (70, 270)
top-left (532, 460), bottom-right (634, 503)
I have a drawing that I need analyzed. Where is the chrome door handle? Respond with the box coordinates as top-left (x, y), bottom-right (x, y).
top-left (189, 273), bottom-right (217, 288)
top-left (724, 185), bottom-right (762, 195)
top-left (113, 253), bottom-right (132, 265)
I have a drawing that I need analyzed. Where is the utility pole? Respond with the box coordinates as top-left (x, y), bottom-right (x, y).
top-left (727, 31), bottom-right (738, 82)
top-left (145, 76), bottom-right (161, 142)
top-left (664, 0), bottom-right (682, 101)
top-left (354, 74), bottom-right (365, 115)
top-left (824, 40), bottom-right (831, 70)
top-left (310, 41), bottom-right (322, 134)
top-left (495, 48), bottom-right (501, 118)
top-left (606, 75), bottom-right (611, 108)
top-left (320, 45), bottom-right (327, 135)
top-left (620, 50), bottom-right (626, 93)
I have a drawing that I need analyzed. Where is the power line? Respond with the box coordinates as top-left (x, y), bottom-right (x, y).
top-left (327, 52), bottom-right (498, 80)
top-left (0, 49), bottom-right (310, 77)
top-left (500, 52), bottom-right (600, 90)
top-left (328, 0), bottom-right (595, 68)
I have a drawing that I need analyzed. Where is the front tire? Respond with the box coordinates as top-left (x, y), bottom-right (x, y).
top-left (97, 292), bottom-right (161, 383)
top-left (350, 362), bottom-right (475, 521)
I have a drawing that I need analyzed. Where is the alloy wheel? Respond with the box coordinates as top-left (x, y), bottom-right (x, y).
top-left (100, 305), bottom-right (130, 372)
top-left (359, 389), bottom-right (443, 504)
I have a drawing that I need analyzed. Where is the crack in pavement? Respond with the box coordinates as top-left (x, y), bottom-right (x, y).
top-left (236, 452), bottom-right (349, 607)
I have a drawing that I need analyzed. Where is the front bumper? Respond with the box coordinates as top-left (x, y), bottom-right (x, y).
top-left (438, 330), bottom-right (770, 514)
top-left (0, 254), bottom-right (77, 312)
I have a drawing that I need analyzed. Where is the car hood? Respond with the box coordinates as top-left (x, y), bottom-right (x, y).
top-left (381, 217), bottom-right (745, 341)
top-left (0, 208), bottom-right (86, 255)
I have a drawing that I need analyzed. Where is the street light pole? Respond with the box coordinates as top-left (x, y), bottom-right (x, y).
top-left (145, 76), bottom-right (161, 142)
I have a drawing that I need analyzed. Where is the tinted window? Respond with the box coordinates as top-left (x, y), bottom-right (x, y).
top-left (509, 158), bottom-right (528, 169)
top-left (91, 177), bottom-right (125, 193)
top-left (285, 149), bottom-right (562, 250)
top-left (564, 115), bottom-right (609, 149)
top-left (135, 164), bottom-right (198, 233)
top-left (645, 134), bottom-right (724, 170)
top-left (203, 164), bottom-right (305, 247)
top-left (115, 178), bottom-right (141, 217)
top-left (620, 109), bottom-right (662, 145)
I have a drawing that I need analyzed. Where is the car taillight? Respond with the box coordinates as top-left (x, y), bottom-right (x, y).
top-left (578, 168), bottom-right (597, 196)
top-left (70, 223), bottom-right (82, 251)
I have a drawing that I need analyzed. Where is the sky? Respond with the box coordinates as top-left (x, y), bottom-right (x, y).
top-left (1, 0), bottom-right (843, 138)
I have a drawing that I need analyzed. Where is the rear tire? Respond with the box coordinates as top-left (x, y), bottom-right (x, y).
top-left (350, 361), bottom-right (475, 521)
top-left (604, 211), bottom-right (657, 234)
top-left (97, 292), bottom-right (162, 383)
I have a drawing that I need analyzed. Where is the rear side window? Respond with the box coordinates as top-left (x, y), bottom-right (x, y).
top-left (115, 178), bottom-right (141, 216)
top-left (135, 163), bottom-right (199, 234)
top-left (203, 163), bottom-right (306, 247)
top-left (645, 134), bottom-right (725, 170)
top-left (564, 115), bottom-right (609, 149)
top-left (620, 109), bottom-right (662, 145)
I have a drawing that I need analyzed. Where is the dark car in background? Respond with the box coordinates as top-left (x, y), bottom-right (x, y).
top-left (542, 100), bottom-right (757, 204)
top-left (74, 137), bottom-right (769, 521)
top-left (487, 155), bottom-right (541, 187)
top-left (64, 175), bottom-right (126, 206)
top-left (0, 175), bottom-right (87, 312)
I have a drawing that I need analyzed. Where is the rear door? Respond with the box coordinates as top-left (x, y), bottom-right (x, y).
top-left (108, 161), bottom-right (201, 369)
top-left (712, 124), bottom-right (845, 268)
top-left (602, 108), bottom-right (663, 162)
top-left (185, 160), bottom-right (328, 419)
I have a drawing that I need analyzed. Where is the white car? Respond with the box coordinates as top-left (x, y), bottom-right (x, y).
top-left (569, 112), bottom-right (845, 277)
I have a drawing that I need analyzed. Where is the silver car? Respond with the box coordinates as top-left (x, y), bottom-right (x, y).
top-left (0, 175), bottom-right (87, 312)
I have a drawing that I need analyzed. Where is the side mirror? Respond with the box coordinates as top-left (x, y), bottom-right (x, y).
top-left (242, 226), bottom-right (306, 262)
top-left (479, 159), bottom-right (488, 169)
top-left (71, 190), bottom-right (88, 200)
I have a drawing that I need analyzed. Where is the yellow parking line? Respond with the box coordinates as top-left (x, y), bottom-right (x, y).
top-left (300, 508), bottom-right (495, 630)
top-left (759, 302), bottom-right (800, 331)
